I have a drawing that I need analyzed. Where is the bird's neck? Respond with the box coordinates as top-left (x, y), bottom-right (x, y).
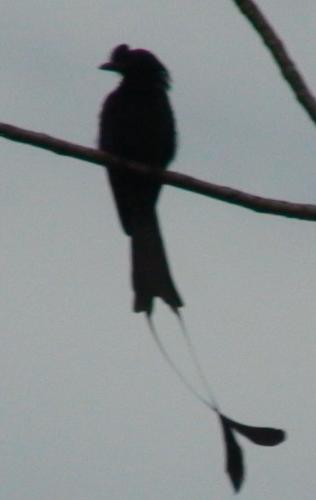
top-left (120, 75), bottom-right (168, 93)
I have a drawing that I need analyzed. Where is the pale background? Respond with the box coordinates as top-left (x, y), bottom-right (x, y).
top-left (1, 1), bottom-right (316, 499)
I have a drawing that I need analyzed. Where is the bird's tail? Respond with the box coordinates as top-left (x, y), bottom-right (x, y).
top-left (131, 210), bottom-right (183, 315)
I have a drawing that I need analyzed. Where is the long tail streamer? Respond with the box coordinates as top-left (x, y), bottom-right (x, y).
top-left (146, 312), bottom-right (286, 493)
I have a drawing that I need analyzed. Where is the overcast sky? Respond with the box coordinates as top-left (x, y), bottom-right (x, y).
top-left (1, 1), bottom-right (316, 499)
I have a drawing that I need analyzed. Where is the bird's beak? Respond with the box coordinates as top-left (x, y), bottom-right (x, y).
top-left (98, 62), bottom-right (119, 71)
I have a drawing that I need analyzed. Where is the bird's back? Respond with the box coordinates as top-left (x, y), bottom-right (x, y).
top-left (99, 82), bottom-right (176, 234)
top-left (99, 83), bottom-right (176, 166)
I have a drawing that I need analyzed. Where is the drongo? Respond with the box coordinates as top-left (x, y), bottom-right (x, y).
top-left (99, 44), bottom-right (183, 315)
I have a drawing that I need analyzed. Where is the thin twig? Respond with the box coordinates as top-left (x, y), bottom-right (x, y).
top-left (1, 121), bottom-right (316, 220)
top-left (232, 0), bottom-right (316, 125)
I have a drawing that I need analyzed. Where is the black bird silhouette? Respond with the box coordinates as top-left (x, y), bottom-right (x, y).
top-left (98, 44), bottom-right (286, 493)
top-left (99, 44), bottom-right (183, 315)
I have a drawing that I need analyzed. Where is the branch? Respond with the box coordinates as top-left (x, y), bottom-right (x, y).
top-left (1, 121), bottom-right (316, 220)
top-left (232, 0), bottom-right (316, 126)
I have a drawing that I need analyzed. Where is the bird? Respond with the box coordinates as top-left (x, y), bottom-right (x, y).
top-left (98, 44), bottom-right (183, 316)
top-left (97, 46), bottom-right (287, 493)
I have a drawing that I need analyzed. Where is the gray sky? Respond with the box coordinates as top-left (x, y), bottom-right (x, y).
top-left (1, 1), bottom-right (316, 499)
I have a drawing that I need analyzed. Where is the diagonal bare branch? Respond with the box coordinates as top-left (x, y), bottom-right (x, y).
top-left (232, 0), bottom-right (316, 126)
top-left (1, 121), bottom-right (316, 221)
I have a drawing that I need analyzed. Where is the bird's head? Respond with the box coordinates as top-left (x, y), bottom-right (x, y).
top-left (99, 44), bottom-right (170, 89)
